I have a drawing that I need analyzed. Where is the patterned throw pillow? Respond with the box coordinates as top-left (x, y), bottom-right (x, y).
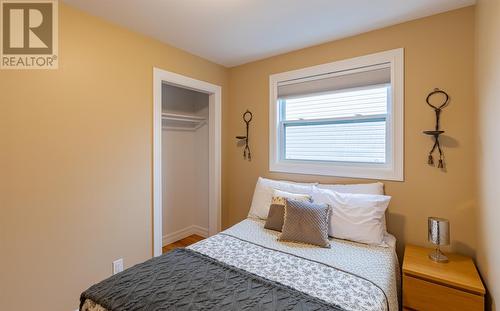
top-left (271, 196), bottom-right (287, 206)
top-left (278, 199), bottom-right (331, 248)
top-left (264, 190), bottom-right (311, 232)
top-left (272, 189), bottom-right (311, 205)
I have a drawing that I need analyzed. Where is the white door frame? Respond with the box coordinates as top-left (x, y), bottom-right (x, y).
top-left (153, 67), bottom-right (222, 257)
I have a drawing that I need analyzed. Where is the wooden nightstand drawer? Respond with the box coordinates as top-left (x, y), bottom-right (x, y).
top-left (403, 274), bottom-right (484, 311)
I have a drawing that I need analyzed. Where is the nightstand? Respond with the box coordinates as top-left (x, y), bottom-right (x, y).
top-left (402, 245), bottom-right (485, 311)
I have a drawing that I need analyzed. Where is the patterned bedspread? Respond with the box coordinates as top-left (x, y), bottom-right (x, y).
top-left (82, 218), bottom-right (399, 311)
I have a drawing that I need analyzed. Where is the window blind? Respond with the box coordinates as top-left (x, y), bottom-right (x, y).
top-left (277, 66), bottom-right (390, 99)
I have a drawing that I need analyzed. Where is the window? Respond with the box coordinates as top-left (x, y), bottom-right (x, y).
top-left (269, 49), bottom-right (403, 180)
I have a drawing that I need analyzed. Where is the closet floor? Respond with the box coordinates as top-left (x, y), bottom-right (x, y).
top-left (162, 235), bottom-right (205, 254)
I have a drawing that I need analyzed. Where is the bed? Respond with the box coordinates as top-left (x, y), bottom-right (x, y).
top-left (80, 218), bottom-right (400, 311)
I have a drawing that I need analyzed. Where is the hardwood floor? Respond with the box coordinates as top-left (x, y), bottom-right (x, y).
top-left (162, 234), bottom-right (205, 253)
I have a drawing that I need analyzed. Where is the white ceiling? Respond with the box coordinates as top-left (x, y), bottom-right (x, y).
top-left (63, 0), bottom-right (475, 67)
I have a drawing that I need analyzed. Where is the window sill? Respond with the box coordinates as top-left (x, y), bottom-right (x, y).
top-left (269, 160), bottom-right (403, 181)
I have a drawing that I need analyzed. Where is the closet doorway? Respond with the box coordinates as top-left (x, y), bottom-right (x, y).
top-left (153, 68), bottom-right (221, 257)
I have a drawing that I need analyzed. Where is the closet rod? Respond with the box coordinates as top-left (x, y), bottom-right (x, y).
top-left (162, 122), bottom-right (206, 132)
top-left (162, 126), bottom-right (197, 132)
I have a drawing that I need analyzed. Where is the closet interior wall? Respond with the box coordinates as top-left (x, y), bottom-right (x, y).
top-left (161, 84), bottom-right (209, 245)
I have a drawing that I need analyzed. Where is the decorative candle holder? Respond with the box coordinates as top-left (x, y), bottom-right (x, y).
top-left (428, 217), bottom-right (450, 263)
top-left (423, 88), bottom-right (450, 169)
top-left (236, 110), bottom-right (253, 161)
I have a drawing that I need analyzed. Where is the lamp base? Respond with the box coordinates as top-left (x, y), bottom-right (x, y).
top-left (429, 247), bottom-right (449, 263)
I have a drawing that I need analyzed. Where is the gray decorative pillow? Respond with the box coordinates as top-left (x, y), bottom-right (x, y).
top-left (278, 199), bottom-right (331, 248)
top-left (264, 204), bottom-right (285, 231)
top-left (264, 193), bottom-right (311, 232)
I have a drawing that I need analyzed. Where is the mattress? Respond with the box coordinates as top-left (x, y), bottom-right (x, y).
top-left (81, 218), bottom-right (400, 311)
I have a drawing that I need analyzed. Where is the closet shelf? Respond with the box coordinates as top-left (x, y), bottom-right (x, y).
top-left (162, 112), bottom-right (207, 131)
top-left (162, 112), bottom-right (206, 122)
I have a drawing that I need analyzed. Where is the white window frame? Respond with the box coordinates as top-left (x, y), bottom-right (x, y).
top-left (269, 48), bottom-right (404, 181)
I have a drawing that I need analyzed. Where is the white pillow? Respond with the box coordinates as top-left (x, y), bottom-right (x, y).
top-left (248, 177), bottom-right (315, 219)
top-left (311, 187), bottom-right (391, 246)
top-left (316, 182), bottom-right (384, 195)
top-left (315, 182), bottom-right (388, 232)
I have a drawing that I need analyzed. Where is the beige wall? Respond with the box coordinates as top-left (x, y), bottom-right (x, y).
top-left (0, 4), bottom-right (228, 311)
top-left (226, 7), bottom-right (477, 259)
top-left (476, 0), bottom-right (500, 309)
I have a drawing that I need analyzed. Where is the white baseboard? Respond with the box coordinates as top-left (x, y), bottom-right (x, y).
top-left (162, 225), bottom-right (208, 246)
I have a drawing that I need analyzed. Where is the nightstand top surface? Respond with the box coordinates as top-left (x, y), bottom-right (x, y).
top-left (403, 244), bottom-right (485, 295)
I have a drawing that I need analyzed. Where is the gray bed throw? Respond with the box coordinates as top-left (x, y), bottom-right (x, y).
top-left (80, 248), bottom-right (345, 311)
